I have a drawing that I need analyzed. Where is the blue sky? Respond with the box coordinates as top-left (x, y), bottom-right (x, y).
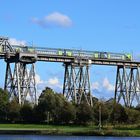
top-left (0, 0), bottom-right (140, 99)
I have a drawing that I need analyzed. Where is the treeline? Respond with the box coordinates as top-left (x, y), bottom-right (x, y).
top-left (0, 87), bottom-right (140, 125)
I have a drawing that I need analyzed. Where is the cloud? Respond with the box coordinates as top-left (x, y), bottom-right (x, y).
top-left (48, 77), bottom-right (59, 85)
top-left (9, 38), bottom-right (26, 46)
top-left (103, 77), bottom-right (115, 92)
top-left (35, 74), bottom-right (44, 85)
top-left (31, 12), bottom-right (72, 28)
top-left (47, 77), bottom-right (63, 90)
top-left (35, 74), bottom-right (63, 98)
top-left (35, 73), bottom-right (114, 100)
top-left (91, 78), bottom-right (114, 92)
top-left (92, 82), bottom-right (100, 90)
top-left (91, 78), bottom-right (115, 100)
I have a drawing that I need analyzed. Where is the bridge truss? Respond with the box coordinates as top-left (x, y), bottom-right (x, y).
top-left (0, 36), bottom-right (140, 107)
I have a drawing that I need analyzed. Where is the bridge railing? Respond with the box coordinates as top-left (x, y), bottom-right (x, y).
top-left (0, 39), bottom-right (132, 62)
top-left (27, 46), bottom-right (133, 61)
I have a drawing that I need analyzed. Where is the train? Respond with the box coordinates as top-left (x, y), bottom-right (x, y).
top-left (57, 50), bottom-right (132, 61)
top-left (11, 45), bottom-right (132, 61)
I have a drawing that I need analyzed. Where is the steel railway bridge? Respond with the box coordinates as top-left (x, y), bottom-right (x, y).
top-left (0, 36), bottom-right (140, 107)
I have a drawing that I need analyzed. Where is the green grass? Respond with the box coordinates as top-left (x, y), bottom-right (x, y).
top-left (0, 124), bottom-right (97, 131)
top-left (0, 124), bottom-right (140, 136)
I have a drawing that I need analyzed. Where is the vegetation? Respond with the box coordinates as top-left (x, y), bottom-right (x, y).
top-left (0, 124), bottom-right (140, 136)
top-left (0, 87), bottom-right (140, 136)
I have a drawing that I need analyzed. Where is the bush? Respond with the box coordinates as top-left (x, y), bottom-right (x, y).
top-left (0, 89), bottom-right (9, 122)
top-left (93, 102), bottom-right (109, 125)
top-left (7, 99), bottom-right (20, 123)
top-left (75, 103), bottom-right (93, 125)
top-left (125, 108), bottom-right (140, 124)
top-left (20, 103), bottom-right (33, 123)
top-left (110, 103), bottom-right (128, 124)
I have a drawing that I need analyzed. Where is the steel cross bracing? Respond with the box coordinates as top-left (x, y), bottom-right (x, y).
top-left (115, 65), bottom-right (140, 107)
top-left (0, 37), bottom-right (140, 106)
top-left (4, 62), bottom-right (37, 105)
top-left (63, 63), bottom-right (93, 106)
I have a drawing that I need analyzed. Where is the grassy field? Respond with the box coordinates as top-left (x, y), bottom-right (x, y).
top-left (0, 124), bottom-right (140, 136)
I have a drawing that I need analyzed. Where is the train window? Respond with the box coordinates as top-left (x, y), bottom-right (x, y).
top-left (94, 53), bottom-right (99, 58)
top-left (58, 51), bottom-right (63, 55)
top-left (101, 52), bottom-right (108, 59)
top-left (104, 53), bottom-right (108, 58)
top-left (64, 50), bottom-right (66, 56)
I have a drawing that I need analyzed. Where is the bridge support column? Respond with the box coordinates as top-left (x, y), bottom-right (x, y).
top-left (114, 65), bottom-right (140, 107)
top-left (134, 67), bottom-right (140, 105)
top-left (4, 62), bottom-right (37, 105)
top-left (63, 63), bottom-right (93, 106)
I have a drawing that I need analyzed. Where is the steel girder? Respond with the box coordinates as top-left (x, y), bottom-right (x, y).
top-left (63, 63), bottom-right (93, 106)
top-left (0, 37), bottom-right (14, 52)
top-left (4, 62), bottom-right (37, 105)
top-left (115, 65), bottom-right (140, 107)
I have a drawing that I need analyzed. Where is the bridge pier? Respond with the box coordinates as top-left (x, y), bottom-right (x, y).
top-left (4, 62), bottom-right (37, 105)
top-left (115, 65), bottom-right (140, 107)
top-left (63, 63), bottom-right (93, 106)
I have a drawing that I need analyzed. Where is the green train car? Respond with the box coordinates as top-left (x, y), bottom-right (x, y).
top-left (58, 50), bottom-right (72, 57)
top-left (57, 49), bottom-right (132, 61)
top-left (97, 52), bottom-right (132, 61)
top-left (12, 45), bottom-right (132, 62)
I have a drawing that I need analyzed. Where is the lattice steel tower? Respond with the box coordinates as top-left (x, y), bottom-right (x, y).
top-left (63, 61), bottom-right (93, 106)
top-left (1, 37), bottom-right (37, 105)
top-left (4, 62), bottom-right (37, 105)
top-left (115, 65), bottom-right (140, 107)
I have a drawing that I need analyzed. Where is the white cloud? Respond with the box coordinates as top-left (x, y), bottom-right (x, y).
top-left (35, 74), bottom-right (63, 97)
top-left (9, 38), bottom-right (26, 46)
top-left (35, 74), bottom-right (44, 84)
top-left (35, 73), bottom-right (114, 99)
top-left (103, 77), bottom-right (115, 92)
top-left (47, 77), bottom-right (63, 89)
top-left (48, 77), bottom-right (59, 85)
top-left (31, 12), bottom-right (72, 28)
top-left (92, 82), bottom-right (100, 90)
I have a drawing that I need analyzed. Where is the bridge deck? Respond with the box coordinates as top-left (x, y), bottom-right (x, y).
top-left (0, 39), bottom-right (139, 67)
top-left (0, 52), bottom-right (140, 68)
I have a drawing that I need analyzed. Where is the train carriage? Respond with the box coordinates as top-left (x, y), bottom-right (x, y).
top-left (57, 49), bottom-right (132, 61)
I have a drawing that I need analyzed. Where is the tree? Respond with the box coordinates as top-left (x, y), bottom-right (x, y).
top-left (20, 103), bottom-right (33, 123)
top-left (75, 103), bottom-right (93, 125)
top-left (59, 101), bottom-right (76, 124)
top-left (125, 108), bottom-right (140, 124)
top-left (52, 94), bottom-right (76, 124)
top-left (37, 87), bottom-right (76, 124)
top-left (110, 103), bottom-right (128, 124)
top-left (39, 87), bottom-right (56, 112)
top-left (38, 87), bottom-right (56, 123)
top-left (93, 101), bottom-right (109, 125)
top-left (7, 99), bottom-right (20, 123)
top-left (52, 94), bottom-right (65, 123)
top-left (33, 104), bottom-right (47, 123)
top-left (0, 88), bottom-right (9, 122)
